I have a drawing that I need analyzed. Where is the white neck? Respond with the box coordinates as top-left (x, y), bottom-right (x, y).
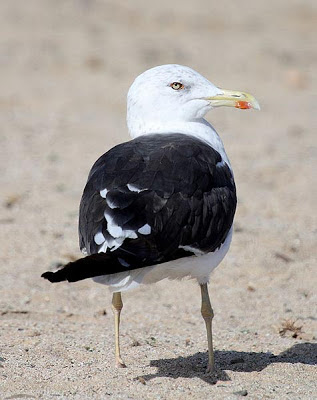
top-left (127, 117), bottom-right (231, 168)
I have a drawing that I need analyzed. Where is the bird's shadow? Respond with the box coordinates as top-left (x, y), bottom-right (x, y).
top-left (141, 342), bottom-right (317, 385)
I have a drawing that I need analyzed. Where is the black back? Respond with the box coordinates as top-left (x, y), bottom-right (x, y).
top-left (79, 133), bottom-right (236, 270)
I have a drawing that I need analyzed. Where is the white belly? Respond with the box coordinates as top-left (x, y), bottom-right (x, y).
top-left (92, 226), bottom-right (233, 292)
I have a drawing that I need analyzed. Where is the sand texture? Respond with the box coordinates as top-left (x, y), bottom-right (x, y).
top-left (0, 0), bottom-right (316, 399)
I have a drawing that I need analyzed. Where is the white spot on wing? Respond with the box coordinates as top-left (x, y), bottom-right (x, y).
top-left (104, 213), bottom-right (123, 237)
top-left (127, 183), bottom-right (147, 193)
top-left (98, 237), bottom-right (121, 253)
top-left (179, 245), bottom-right (205, 256)
top-left (100, 188), bottom-right (108, 198)
top-left (138, 224), bottom-right (151, 235)
top-left (94, 232), bottom-right (105, 245)
top-left (216, 159), bottom-right (226, 168)
top-left (100, 188), bottom-right (120, 208)
top-left (100, 212), bottom-right (138, 252)
top-left (106, 198), bottom-right (118, 209)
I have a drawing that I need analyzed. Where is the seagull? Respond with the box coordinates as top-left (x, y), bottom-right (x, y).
top-left (42, 64), bottom-right (259, 373)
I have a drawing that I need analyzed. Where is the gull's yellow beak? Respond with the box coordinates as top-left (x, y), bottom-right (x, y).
top-left (206, 89), bottom-right (260, 110)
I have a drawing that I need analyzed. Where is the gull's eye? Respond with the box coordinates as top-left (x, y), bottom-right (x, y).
top-left (170, 82), bottom-right (184, 90)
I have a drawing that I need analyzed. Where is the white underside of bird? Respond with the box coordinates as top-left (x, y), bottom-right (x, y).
top-left (93, 226), bottom-right (233, 292)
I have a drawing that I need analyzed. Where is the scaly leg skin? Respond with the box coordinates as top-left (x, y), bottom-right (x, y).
top-left (112, 292), bottom-right (127, 368)
top-left (200, 283), bottom-right (215, 373)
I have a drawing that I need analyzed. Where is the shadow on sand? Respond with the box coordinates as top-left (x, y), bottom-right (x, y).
top-left (141, 342), bottom-right (317, 384)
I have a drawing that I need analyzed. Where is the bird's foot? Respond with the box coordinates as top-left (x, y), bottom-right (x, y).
top-left (116, 357), bottom-right (127, 368)
top-left (206, 363), bottom-right (215, 374)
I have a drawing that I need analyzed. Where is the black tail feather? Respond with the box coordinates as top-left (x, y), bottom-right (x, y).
top-left (41, 248), bottom-right (192, 283)
top-left (41, 253), bottom-right (136, 283)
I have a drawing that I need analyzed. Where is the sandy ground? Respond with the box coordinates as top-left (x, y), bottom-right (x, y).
top-left (0, 0), bottom-right (316, 399)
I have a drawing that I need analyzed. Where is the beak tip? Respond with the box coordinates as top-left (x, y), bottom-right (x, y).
top-left (253, 102), bottom-right (261, 111)
top-left (206, 89), bottom-right (261, 111)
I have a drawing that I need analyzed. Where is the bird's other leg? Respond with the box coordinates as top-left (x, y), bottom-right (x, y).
top-left (200, 283), bottom-right (215, 373)
top-left (112, 292), bottom-right (126, 368)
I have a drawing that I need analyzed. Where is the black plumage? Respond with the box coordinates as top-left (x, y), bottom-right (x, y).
top-left (42, 133), bottom-right (236, 283)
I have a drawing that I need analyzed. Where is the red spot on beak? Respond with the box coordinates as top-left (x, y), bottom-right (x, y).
top-left (235, 101), bottom-right (251, 109)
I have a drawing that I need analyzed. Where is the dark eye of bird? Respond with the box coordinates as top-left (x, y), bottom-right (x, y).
top-left (170, 82), bottom-right (184, 90)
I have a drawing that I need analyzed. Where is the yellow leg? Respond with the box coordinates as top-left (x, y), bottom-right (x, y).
top-left (200, 283), bottom-right (215, 373)
top-left (112, 292), bottom-right (126, 368)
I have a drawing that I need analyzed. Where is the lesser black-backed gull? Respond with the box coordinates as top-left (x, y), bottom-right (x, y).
top-left (42, 64), bottom-right (259, 372)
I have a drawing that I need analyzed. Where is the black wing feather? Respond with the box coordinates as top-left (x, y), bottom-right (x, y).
top-left (43, 133), bottom-right (236, 283)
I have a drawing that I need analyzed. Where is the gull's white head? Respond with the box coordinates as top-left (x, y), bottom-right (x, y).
top-left (127, 64), bottom-right (259, 139)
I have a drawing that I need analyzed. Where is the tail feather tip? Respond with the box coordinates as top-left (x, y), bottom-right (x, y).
top-left (41, 271), bottom-right (60, 283)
